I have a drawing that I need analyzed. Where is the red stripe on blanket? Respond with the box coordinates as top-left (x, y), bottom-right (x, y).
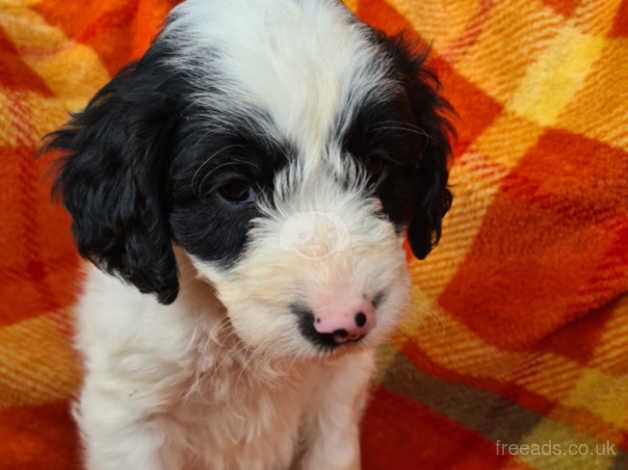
top-left (0, 401), bottom-right (80, 470)
top-left (362, 386), bottom-right (519, 469)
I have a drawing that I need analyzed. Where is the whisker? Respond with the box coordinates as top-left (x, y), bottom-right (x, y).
top-left (194, 158), bottom-right (260, 198)
top-left (375, 119), bottom-right (423, 130)
top-left (190, 143), bottom-right (247, 194)
top-left (370, 125), bottom-right (430, 139)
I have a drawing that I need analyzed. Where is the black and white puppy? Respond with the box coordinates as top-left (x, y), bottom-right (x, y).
top-left (45, 0), bottom-right (453, 468)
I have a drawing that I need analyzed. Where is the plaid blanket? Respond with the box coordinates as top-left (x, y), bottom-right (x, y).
top-left (0, 1), bottom-right (626, 469)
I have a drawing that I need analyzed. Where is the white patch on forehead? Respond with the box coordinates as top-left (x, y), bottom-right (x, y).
top-left (162, 0), bottom-right (397, 156)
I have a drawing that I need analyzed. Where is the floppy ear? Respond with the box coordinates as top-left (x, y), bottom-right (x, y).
top-left (406, 59), bottom-right (454, 260)
top-left (385, 36), bottom-right (454, 259)
top-left (42, 59), bottom-right (180, 304)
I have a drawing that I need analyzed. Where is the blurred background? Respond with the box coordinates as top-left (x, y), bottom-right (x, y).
top-left (0, 1), bottom-right (626, 469)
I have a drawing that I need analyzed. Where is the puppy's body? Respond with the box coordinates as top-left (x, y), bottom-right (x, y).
top-left (77, 258), bottom-right (373, 469)
top-left (47, 1), bottom-right (453, 468)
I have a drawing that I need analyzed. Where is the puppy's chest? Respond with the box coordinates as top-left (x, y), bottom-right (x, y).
top-left (164, 350), bottom-right (319, 468)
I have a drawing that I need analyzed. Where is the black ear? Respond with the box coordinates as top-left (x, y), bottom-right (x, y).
top-left (42, 57), bottom-right (180, 304)
top-left (384, 35), bottom-right (454, 259)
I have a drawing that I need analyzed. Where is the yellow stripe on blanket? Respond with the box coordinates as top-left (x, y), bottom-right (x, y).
top-left (0, 310), bottom-right (79, 409)
top-left (518, 418), bottom-right (617, 470)
top-left (0, 3), bottom-right (110, 112)
top-left (508, 25), bottom-right (605, 127)
top-left (563, 369), bottom-right (628, 430)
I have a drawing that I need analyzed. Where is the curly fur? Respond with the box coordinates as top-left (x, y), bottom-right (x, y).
top-left (42, 1), bottom-right (453, 468)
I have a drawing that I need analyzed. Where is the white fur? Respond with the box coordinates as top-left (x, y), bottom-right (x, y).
top-left (75, 257), bottom-right (380, 469)
top-left (73, 1), bottom-right (411, 468)
top-left (163, 0), bottom-right (399, 160)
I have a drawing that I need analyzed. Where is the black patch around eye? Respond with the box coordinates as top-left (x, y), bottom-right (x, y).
top-left (167, 112), bottom-right (293, 267)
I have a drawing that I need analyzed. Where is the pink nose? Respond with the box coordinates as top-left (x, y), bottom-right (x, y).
top-left (313, 298), bottom-right (376, 344)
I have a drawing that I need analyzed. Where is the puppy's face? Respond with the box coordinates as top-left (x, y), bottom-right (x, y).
top-left (46, 0), bottom-right (453, 359)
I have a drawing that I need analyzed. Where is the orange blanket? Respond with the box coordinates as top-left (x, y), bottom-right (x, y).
top-left (0, 1), bottom-right (626, 469)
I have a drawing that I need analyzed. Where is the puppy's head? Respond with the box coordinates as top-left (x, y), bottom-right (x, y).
top-left (45, 0), bottom-right (453, 358)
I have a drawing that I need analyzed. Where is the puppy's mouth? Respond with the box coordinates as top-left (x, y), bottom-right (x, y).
top-left (332, 329), bottom-right (366, 344)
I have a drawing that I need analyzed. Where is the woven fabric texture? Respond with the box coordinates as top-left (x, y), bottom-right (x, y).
top-left (0, 1), bottom-right (626, 468)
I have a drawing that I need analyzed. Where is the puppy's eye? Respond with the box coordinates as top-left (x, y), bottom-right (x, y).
top-left (218, 179), bottom-right (256, 204)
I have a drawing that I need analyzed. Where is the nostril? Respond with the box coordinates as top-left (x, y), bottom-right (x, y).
top-left (333, 329), bottom-right (348, 338)
top-left (355, 312), bottom-right (367, 327)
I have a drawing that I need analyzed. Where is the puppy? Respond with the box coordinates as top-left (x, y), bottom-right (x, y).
top-left (44, 0), bottom-right (453, 468)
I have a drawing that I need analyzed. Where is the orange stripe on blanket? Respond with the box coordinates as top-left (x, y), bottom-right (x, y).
top-left (440, 130), bottom-right (628, 350)
top-left (0, 3), bottom-right (110, 112)
top-left (535, 301), bottom-right (616, 364)
top-left (33, 0), bottom-right (174, 76)
top-left (357, 0), bottom-right (506, 157)
top-left (443, 0), bottom-right (565, 106)
top-left (0, 91), bottom-right (70, 150)
top-left (0, 310), bottom-right (80, 408)
top-left (588, 297), bottom-right (628, 376)
top-left (0, 30), bottom-right (50, 94)
top-left (384, 0), bottom-right (485, 55)
top-left (0, 92), bottom-right (80, 325)
top-left (570, 0), bottom-right (624, 36)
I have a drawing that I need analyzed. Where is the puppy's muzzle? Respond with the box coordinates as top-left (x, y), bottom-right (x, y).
top-left (292, 292), bottom-right (384, 350)
top-left (313, 298), bottom-right (374, 343)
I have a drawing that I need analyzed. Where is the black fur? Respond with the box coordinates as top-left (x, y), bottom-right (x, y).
top-left (44, 43), bottom-right (184, 304)
top-left (43, 26), bottom-right (453, 306)
top-left (343, 33), bottom-right (454, 259)
top-left (44, 39), bottom-right (292, 304)
top-left (168, 116), bottom-right (292, 268)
